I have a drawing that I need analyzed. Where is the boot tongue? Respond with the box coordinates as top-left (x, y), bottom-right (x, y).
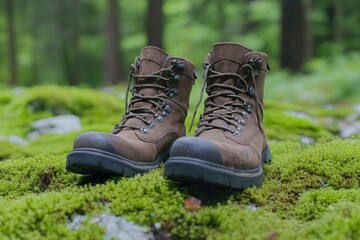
top-left (209, 43), bottom-right (252, 105)
top-left (138, 46), bottom-right (168, 76)
top-left (132, 46), bottom-right (169, 109)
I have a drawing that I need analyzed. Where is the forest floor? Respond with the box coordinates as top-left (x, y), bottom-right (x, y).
top-left (1, 55), bottom-right (360, 239)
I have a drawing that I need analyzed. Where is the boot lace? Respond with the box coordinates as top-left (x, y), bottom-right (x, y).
top-left (190, 58), bottom-right (263, 136)
top-left (113, 57), bottom-right (184, 134)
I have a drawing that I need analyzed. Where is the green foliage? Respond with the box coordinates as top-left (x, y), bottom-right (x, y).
top-left (0, 154), bottom-right (81, 199)
top-left (0, 85), bottom-right (124, 137)
top-left (266, 53), bottom-right (360, 104)
top-left (1, 0), bottom-right (358, 86)
top-left (0, 82), bottom-right (360, 238)
top-left (264, 100), bottom-right (333, 141)
top-left (1, 139), bottom-right (360, 239)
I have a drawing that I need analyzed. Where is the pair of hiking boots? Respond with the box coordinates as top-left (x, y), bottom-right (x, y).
top-left (66, 42), bottom-right (272, 189)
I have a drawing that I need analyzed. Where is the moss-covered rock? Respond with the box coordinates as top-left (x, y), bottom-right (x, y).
top-left (0, 85), bottom-right (124, 137)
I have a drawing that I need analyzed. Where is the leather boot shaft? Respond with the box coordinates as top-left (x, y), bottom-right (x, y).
top-left (66, 46), bottom-right (196, 176)
top-left (165, 42), bottom-right (272, 189)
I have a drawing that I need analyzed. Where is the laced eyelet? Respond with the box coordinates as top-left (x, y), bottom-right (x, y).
top-left (203, 61), bottom-right (209, 69)
top-left (242, 112), bottom-right (248, 119)
top-left (246, 86), bottom-right (255, 97)
top-left (147, 121), bottom-right (155, 129)
top-left (130, 88), bottom-right (137, 94)
top-left (244, 102), bottom-right (252, 113)
top-left (199, 114), bottom-right (204, 122)
top-left (231, 129), bottom-right (240, 136)
top-left (161, 104), bottom-right (171, 116)
top-left (154, 114), bottom-right (163, 122)
top-left (139, 127), bottom-right (148, 134)
top-left (170, 73), bottom-right (180, 82)
top-left (249, 58), bottom-right (262, 68)
top-left (172, 60), bottom-right (185, 70)
top-left (165, 88), bottom-right (179, 98)
top-left (235, 116), bottom-right (246, 125)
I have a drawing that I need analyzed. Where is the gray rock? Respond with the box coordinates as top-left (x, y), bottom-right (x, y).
top-left (67, 213), bottom-right (154, 240)
top-left (8, 135), bottom-right (28, 146)
top-left (0, 134), bottom-right (28, 145)
top-left (338, 104), bottom-right (360, 138)
top-left (27, 114), bottom-right (81, 140)
top-left (285, 111), bottom-right (315, 122)
top-left (246, 203), bottom-right (257, 211)
top-left (300, 136), bottom-right (315, 145)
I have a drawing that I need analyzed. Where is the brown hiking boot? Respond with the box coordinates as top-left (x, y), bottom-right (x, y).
top-left (66, 46), bottom-right (196, 176)
top-left (164, 42), bottom-right (272, 189)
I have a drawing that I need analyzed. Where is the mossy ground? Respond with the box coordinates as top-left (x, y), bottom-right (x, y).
top-left (1, 85), bottom-right (360, 239)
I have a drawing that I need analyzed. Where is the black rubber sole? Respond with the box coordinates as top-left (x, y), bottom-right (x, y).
top-left (164, 145), bottom-right (272, 189)
top-left (66, 147), bottom-right (170, 177)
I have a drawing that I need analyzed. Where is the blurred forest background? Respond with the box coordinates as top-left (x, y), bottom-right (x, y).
top-left (1, 0), bottom-right (359, 87)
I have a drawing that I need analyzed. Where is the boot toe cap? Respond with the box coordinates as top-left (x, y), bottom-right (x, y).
top-left (170, 137), bottom-right (223, 164)
top-left (73, 131), bottom-right (116, 154)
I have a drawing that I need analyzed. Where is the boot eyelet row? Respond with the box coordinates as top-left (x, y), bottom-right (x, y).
top-left (172, 60), bottom-right (185, 70)
top-left (249, 58), bottom-right (262, 68)
top-left (165, 88), bottom-right (179, 98)
top-left (147, 121), bottom-right (155, 129)
top-left (170, 73), bottom-right (180, 82)
top-left (139, 127), bottom-right (148, 134)
top-left (231, 129), bottom-right (240, 136)
top-left (249, 58), bottom-right (262, 79)
top-left (130, 88), bottom-right (137, 94)
top-left (203, 61), bottom-right (209, 69)
top-left (241, 112), bottom-right (248, 119)
top-left (154, 114), bottom-right (163, 122)
top-left (161, 104), bottom-right (171, 116)
top-left (235, 116), bottom-right (246, 125)
top-left (237, 126), bottom-right (243, 131)
top-left (244, 103), bottom-right (252, 113)
top-left (246, 86), bottom-right (255, 97)
top-left (199, 114), bottom-right (204, 122)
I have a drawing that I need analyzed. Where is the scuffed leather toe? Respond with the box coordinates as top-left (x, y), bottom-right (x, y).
top-left (73, 131), bottom-right (116, 154)
top-left (170, 137), bottom-right (223, 164)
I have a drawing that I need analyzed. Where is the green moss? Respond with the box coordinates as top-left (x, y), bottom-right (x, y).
top-left (0, 139), bottom-right (360, 239)
top-left (0, 154), bottom-right (81, 198)
top-left (1, 86), bottom-right (360, 239)
top-left (0, 140), bottom-right (33, 160)
top-left (291, 202), bottom-right (360, 240)
top-left (0, 190), bottom-right (105, 240)
top-left (295, 188), bottom-right (360, 221)
top-left (264, 100), bottom-right (334, 141)
top-left (0, 85), bottom-right (124, 137)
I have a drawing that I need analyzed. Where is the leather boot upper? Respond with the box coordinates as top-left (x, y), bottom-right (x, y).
top-left (193, 42), bottom-right (270, 170)
top-left (73, 46), bottom-right (196, 162)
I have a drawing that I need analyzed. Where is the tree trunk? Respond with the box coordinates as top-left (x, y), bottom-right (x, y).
top-left (280, 0), bottom-right (306, 72)
top-left (6, 0), bottom-right (17, 86)
top-left (105, 0), bottom-right (121, 85)
top-left (68, 0), bottom-right (81, 85)
top-left (327, 0), bottom-right (343, 43)
top-left (242, 0), bottom-right (256, 33)
top-left (147, 0), bottom-right (163, 48)
top-left (304, 0), bottom-right (314, 59)
top-left (216, 0), bottom-right (227, 41)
